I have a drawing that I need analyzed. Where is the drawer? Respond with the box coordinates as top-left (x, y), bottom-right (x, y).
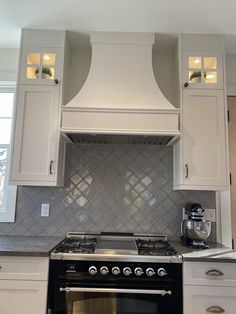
top-left (184, 261), bottom-right (236, 287)
top-left (0, 256), bottom-right (49, 281)
top-left (184, 286), bottom-right (236, 314)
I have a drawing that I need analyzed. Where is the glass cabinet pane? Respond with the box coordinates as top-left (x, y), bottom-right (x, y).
top-left (27, 52), bottom-right (40, 65)
top-left (26, 67), bottom-right (38, 79)
top-left (188, 57), bottom-right (201, 69)
top-left (43, 53), bottom-right (56, 65)
top-left (204, 57), bottom-right (217, 69)
top-left (205, 72), bottom-right (217, 84)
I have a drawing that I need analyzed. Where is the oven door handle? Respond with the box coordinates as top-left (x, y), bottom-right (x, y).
top-left (59, 287), bottom-right (172, 296)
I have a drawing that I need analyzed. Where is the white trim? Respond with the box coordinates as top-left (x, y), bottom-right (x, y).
top-left (0, 86), bottom-right (17, 222)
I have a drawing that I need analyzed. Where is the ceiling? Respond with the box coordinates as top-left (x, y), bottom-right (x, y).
top-left (1, 0), bottom-right (236, 52)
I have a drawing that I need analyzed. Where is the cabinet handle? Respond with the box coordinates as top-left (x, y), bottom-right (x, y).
top-left (185, 164), bottom-right (189, 178)
top-left (54, 79), bottom-right (59, 84)
top-left (49, 161), bottom-right (53, 174)
top-left (205, 269), bottom-right (224, 277)
top-left (206, 306), bottom-right (225, 313)
top-left (184, 82), bottom-right (189, 88)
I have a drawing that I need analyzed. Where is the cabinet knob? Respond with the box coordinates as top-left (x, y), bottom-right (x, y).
top-left (54, 79), bottom-right (59, 85)
top-left (206, 306), bottom-right (225, 313)
top-left (184, 82), bottom-right (189, 88)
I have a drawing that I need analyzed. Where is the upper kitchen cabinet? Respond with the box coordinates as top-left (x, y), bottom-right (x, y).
top-left (182, 52), bottom-right (223, 89)
top-left (20, 48), bottom-right (62, 85)
top-left (173, 34), bottom-right (229, 191)
top-left (18, 30), bottom-right (65, 86)
top-left (9, 29), bottom-right (70, 186)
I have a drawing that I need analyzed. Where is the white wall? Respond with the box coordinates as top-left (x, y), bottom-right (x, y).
top-left (0, 49), bottom-right (19, 83)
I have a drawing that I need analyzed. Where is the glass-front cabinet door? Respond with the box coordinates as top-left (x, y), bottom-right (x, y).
top-left (19, 48), bottom-right (62, 85)
top-left (182, 51), bottom-right (223, 89)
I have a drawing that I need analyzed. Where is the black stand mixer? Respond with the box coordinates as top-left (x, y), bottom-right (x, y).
top-left (181, 203), bottom-right (211, 249)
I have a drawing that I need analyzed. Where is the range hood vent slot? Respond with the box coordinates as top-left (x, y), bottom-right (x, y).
top-left (66, 134), bottom-right (175, 146)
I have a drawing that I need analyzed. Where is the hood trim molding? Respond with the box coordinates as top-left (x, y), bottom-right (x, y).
top-left (61, 107), bottom-right (180, 136)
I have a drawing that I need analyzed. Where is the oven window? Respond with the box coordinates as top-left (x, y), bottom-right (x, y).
top-left (66, 292), bottom-right (158, 314)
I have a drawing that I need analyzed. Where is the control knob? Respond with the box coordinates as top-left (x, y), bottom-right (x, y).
top-left (123, 267), bottom-right (132, 276)
top-left (134, 267), bottom-right (144, 276)
top-left (146, 268), bottom-right (155, 277)
top-left (100, 266), bottom-right (109, 275)
top-left (88, 266), bottom-right (97, 275)
top-left (112, 267), bottom-right (120, 276)
top-left (157, 268), bottom-right (167, 277)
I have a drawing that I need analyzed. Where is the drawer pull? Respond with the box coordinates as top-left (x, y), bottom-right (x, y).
top-left (206, 306), bottom-right (225, 313)
top-left (205, 270), bottom-right (224, 277)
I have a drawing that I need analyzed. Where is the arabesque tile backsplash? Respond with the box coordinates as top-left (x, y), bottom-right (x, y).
top-left (0, 144), bottom-right (216, 240)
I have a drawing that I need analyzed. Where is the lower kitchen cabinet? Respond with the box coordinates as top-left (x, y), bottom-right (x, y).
top-left (184, 286), bottom-right (236, 314)
top-left (184, 261), bottom-right (236, 314)
top-left (0, 280), bottom-right (48, 314)
top-left (9, 84), bottom-right (66, 186)
top-left (0, 256), bottom-right (49, 314)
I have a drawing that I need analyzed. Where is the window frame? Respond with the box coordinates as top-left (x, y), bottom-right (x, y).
top-left (0, 85), bottom-right (17, 222)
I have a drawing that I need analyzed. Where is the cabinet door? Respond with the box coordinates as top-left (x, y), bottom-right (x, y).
top-left (182, 51), bottom-right (223, 89)
top-left (10, 85), bottom-right (59, 184)
top-left (182, 89), bottom-right (228, 189)
top-left (19, 47), bottom-right (62, 85)
top-left (0, 280), bottom-right (47, 314)
top-left (184, 286), bottom-right (236, 314)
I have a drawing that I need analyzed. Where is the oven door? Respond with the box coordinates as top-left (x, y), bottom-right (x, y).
top-left (55, 286), bottom-right (181, 314)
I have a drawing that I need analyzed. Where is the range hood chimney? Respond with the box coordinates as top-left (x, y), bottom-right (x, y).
top-left (61, 32), bottom-right (180, 144)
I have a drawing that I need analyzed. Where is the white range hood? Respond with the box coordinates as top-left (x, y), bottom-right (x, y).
top-left (61, 32), bottom-right (180, 144)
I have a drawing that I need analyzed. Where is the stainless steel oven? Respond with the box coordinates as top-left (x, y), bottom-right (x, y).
top-left (48, 260), bottom-right (182, 314)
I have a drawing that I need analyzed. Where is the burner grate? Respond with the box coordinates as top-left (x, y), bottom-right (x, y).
top-left (136, 239), bottom-right (178, 256)
top-left (54, 237), bottom-right (97, 254)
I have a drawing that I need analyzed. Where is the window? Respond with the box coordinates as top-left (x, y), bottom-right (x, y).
top-left (0, 88), bottom-right (17, 222)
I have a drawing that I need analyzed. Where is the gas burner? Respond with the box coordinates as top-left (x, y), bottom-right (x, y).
top-left (54, 237), bottom-right (97, 254)
top-left (136, 239), bottom-right (178, 256)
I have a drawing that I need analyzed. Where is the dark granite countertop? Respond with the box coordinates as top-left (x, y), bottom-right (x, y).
top-left (171, 241), bottom-right (235, 263)
top-left (0, 236), bottom-right (63, 257)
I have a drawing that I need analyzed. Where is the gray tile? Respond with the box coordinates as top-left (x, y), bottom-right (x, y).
top-left (0, 144), bottom-right (216, 240)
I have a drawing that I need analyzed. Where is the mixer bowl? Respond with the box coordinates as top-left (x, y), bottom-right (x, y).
top-left (181, 220), bottom-right (211, 241)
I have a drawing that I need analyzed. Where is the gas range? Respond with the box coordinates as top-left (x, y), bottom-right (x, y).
top-left (50, 232), bottom-right (182, 263)
top-left (49, 233), bottom-right (183, 314)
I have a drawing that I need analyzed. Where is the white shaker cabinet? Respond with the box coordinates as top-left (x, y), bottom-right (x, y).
top-left (173, 34), bottom-right (229, 191)
top-left (0, 256), bottom-right (49, 314)
top-left (9, 29), bottom-right (68, 186)
top-left (184, 261), bottom-right (236, 314)
top-left (9, 85), bottom-right (65, 186)
top-left (173, 89), bottom-right (228, 190)
top-left (0, 280), bottom-right (48, 314)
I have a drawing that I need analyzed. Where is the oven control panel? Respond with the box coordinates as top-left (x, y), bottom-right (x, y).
top-left (65, 263), bottom-right (169, 277)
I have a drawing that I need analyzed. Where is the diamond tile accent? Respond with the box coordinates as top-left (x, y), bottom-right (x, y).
top-left (0, 144), bottom-right (216, 240)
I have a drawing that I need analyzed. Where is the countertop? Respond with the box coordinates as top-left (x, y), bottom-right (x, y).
top-left (0, 235), bottom-right (235, 261)
top-left (172, 241), bottom-right (235, 263)
top-left (0, 236), bottom-right (63, 257)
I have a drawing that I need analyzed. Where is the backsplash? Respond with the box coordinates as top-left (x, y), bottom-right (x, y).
top-left (0, 144), bottom-right (216, 240)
